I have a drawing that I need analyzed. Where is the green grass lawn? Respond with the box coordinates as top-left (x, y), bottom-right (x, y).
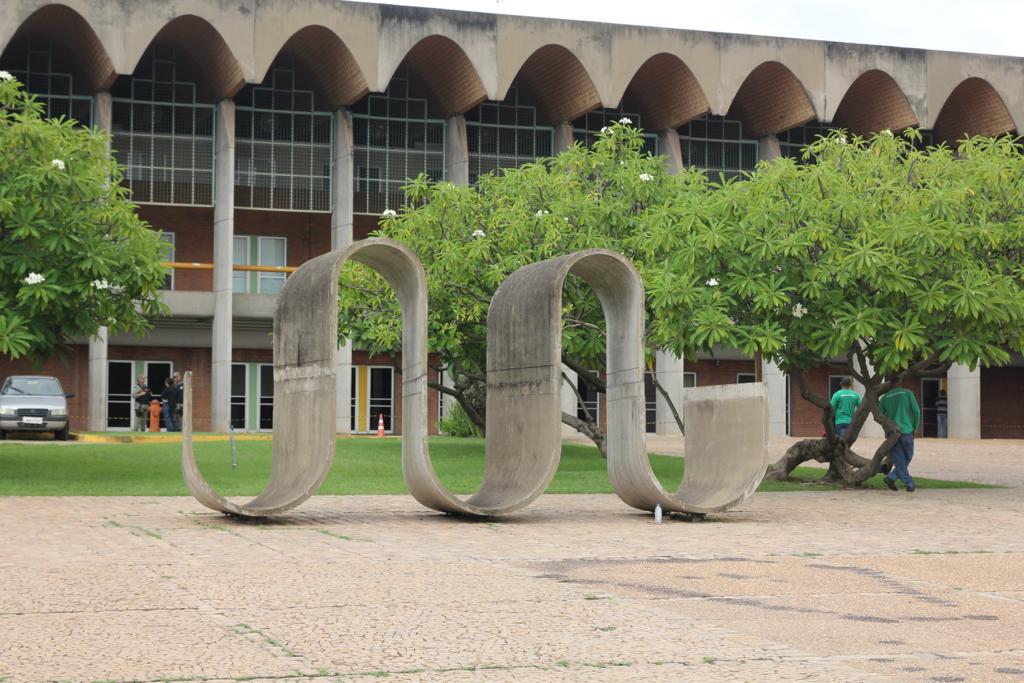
top-left (0, 436), bottom-right (990, 496)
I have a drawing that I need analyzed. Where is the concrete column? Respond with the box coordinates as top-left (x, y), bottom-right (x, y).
top-left (654, 350), bottom-right (686, 435)
top-left (761, 358), bottom-right (788, 436)
top-left (758, 133), bottom-right (782, 161)
top-left (445, 114), bottom-right (469, 185)
top-left (210, 99), bottom-right (235, 433)
top-left (87, 90), bottom-right (114, 432)
top-left (553, 121), bottom-right (575, 154)
top-left (561, 365), bottom-right (579, 436)
top-left (332, 109), bottom-right (355, 434)
top-left (948, 363), bottom-right (981, 439)
top-left (658, 129), bottom-right (684, 173)
top-left (87, 328), bottom-right (108, 431)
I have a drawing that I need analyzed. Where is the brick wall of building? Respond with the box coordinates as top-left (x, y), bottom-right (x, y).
top-left (0, 346), bottom-right (90, 431)
top-left (138, 206), bottom-right (214, 291)
top-left (981, 366), bottom-right (1024, 438)
top-left (690, 359), bottom-right (757, 386)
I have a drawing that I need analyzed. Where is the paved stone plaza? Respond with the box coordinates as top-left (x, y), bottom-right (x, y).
top-left (1, 438), bottom-right (1023, 682)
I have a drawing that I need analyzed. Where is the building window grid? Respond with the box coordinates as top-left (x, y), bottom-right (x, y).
top-left (111, 46), bottom-right (215, 206)
top-left (233, 235), bottom-right (287, 294)
top-left (235, 66), bottom-right (333, 213)
top-left (466, 88), bottom-right (553, 183)
top-left (679, 115), bottom-right (758, 181)
top-left (352, 79), bottom-right (446, 214)
top-left (778, 123), bottom-right (836, 160)
top-left (9, 41), bottom-right (93, 126)
top-left (573, 109), bottom-right (659, 156)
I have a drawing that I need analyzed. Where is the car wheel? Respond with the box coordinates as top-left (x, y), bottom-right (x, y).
top-left (55, 426), bottom-right (69, 441)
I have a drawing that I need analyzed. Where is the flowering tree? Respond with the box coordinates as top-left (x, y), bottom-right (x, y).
top-left (641, 130), bottom-right (1024, 484)
top-left (339, 120), bottom-right (688, 453)
top-left (0, 74), bottom-right (167, 360)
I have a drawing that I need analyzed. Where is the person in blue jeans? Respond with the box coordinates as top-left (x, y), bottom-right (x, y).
top-left (880, 377), bottom-right (922, 492)
top-left (830, 377), bottom-right (861, 438)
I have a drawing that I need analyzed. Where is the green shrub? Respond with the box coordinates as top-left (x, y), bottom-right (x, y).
top-left (438, 403), bottom-right (482, 438)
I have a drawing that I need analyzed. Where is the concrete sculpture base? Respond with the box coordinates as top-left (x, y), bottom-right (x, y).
top-left (182, 239), bottom-right (768, 518)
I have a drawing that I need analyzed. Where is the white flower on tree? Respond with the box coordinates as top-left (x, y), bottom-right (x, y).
top-left (535, 209), bottom-right (549, 217)
top-left (92, 279), bottom-right (111, 290)
top-left (381, 208), bottom-right (397, 217)
top-left (51, 159), bottom-right (65, 171)
top-left (705, 278), bottom-right (719, 287)
top-left (618, 117), bottom-right (632, 125)
top-left (639, 173), bottom-right (653, 182)
top-left (23, 272), bottom-right (45, 285)
top-left (600, 126), bottom-right (610, 134)
top-left (471, 229), bottom-right (486, 239)
top-left (0, 71), bottom-right (13, 82)
top-left (792, 303), bottom-right (808, 318)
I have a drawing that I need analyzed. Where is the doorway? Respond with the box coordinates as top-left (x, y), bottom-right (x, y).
top-left (350, 366), bottom-right (394, 433)
top-left (921, 378), bottom-right (941, 437)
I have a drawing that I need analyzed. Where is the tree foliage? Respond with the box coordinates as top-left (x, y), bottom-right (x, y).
top-left (340, 118), bottom-right (1024, 477)
top-left (338, 121), bottom-right (689, 447)
top-left (0, 74), bottom-right (167, 360)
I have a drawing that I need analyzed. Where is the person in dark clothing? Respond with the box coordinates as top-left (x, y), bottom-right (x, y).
top-left (173, 371), bottom-right (184, 429)
top-left (161, 377), bottom-right (179, 432)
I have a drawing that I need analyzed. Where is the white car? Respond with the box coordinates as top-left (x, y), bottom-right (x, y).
top-left (0, 375), bottom-right (74, 441)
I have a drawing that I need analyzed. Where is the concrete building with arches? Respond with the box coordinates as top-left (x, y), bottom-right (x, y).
top-left (1, 0), bottom-right (1021, 438)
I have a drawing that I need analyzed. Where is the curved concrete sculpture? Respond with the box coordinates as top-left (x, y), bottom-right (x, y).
top-left (182, 240), bottom-right (768, 518)
top-left (407, 249), bottom-right (642, 515)
top-left (181, 237), bottom-right (431, 517)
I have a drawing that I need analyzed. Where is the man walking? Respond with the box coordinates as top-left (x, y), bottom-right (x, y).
top-left (880, 377), bottom-right (922, 492)
top-left (830, 377), bottom-right (860, 438)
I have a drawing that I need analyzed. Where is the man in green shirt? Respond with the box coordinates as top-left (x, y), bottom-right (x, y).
top-left (830, 377), bottom-right (861, 438)
top-left (879, 377), bottom-right (922, 492)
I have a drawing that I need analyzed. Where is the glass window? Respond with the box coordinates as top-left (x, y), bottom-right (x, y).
top-left (351, 77), bottom-right (446, 214)
top-left (230, 363), bottom-right (247, 430)
top-left (257, 237), bottom-right (287, 294)
top-left (159, 232), bottom-right (175, 290)
top-left (111, 46), bottom-right (215, 206)
top-left (466, 87), bottom-right (552, 184)
top-left (6, 39), bottom-right (93, 127)
top-left (233, 235), bottom-right (250, 293)
top-left (679, 115), bottom-right (758, 181)
top-left (259, 364), bottom-right (274, 431)
top-left (234, 64), bottom-right (333, 212)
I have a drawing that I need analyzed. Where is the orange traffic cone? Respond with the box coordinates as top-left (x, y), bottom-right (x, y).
top-left (377, 413), bottom-right (385, 437)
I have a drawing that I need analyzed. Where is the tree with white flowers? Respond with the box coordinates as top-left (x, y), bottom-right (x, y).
top-left (642, 130), bottom-right (1024, 484)
top-left (0, 74), bottom-right (167, 361)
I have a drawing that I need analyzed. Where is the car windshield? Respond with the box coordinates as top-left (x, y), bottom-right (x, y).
top-left (2, 377), bottom-right (63, 396)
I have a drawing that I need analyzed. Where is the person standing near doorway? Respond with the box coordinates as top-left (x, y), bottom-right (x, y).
top-left (830, 377), bottom-right (861, 439)
top-left (132, 376), bottom-right (151, 431)
top-left (161, 377), bottom-right (179, 432)
top-left (935, 389), bottom-right (949, 438)
top-left (881, 377), bottom-right (922, 492)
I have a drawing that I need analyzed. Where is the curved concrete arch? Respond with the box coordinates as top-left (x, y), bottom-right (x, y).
top-left (933, 77), bottom-right (1017, 144)
top-left (123, 12), bottom-right (247, 101)
top-left (823, 43), bottom-right (927, 126)
top-left (380, 34), bottom-right (488, 117)
top-left (0, 3), bottom-right (115, 92)
top-left (619, 52), bottom-right (710, 132)
top-left (255, 25), bottom-right (370, 110)
top-left (727, 60), bottom-right (818, 138)
top-left (833, 69), bottom-right (919, 136)
top-left (407, 249), bottom-right (642, 515)
top-left (502, 43), bottom-right (603, 126)
top-left (182, 238), bottom-right (429, 517)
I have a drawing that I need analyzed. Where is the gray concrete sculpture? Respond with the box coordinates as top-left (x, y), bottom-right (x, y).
top-left (182, 239), bottom-right (768, 518)
top-left (181, 238), bottom-right (430, 517)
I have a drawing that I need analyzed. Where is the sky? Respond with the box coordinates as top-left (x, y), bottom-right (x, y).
top-left (383, 0), bottom-right (1024, 58)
